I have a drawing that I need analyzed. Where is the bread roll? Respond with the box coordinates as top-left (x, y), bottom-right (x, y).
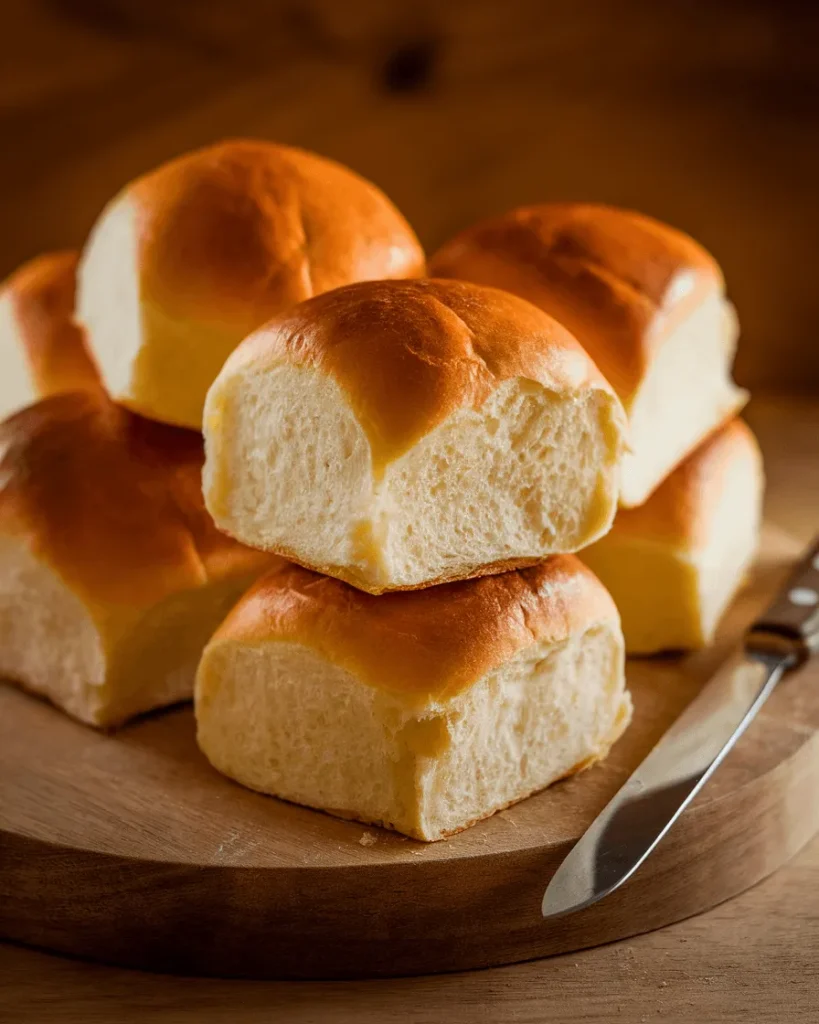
top-left (430, 204), bottom-right (747, 507)
top-left (0, 252), bottom-right (100, 420)
top-left (196, 556), bottom-right (630, 841)
top-left (581, 419), bottom-right (763, 654)
top-left (203, 278), bottom-right (627, 594)
top-left (0, 392), bottom-right (279, 727)
top-left (77, 139), bottom-right (425, 429)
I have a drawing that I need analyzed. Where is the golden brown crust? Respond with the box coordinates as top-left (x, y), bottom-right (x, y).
top-left (429, 203), bottom-right (724, 403)
top-left (213, 277), bottom-right (621, 470)
top-left (222, 537), bottom-right (547, 595)
top-left (2, 251), bottom-right (101, 397)
top-left (209, 555), bottom-right (620, 703)
top-left (130, 139), bottom-right (425, 324)
top-left (0, 392), bottom-right (276, 609)
top-left (605, 418), bottom-right (762, 551)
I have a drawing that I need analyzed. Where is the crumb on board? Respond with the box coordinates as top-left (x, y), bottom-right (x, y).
top-left (358, 832), bottom-right (378, 847)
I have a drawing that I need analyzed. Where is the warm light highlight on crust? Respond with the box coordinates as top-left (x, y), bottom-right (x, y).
top-left (211, 278), bottom-right (619, 471)
top-left (430, 202), bottom-right (721, 404)
top-left (0, 251), bottom-right (100, 417)
top-left (430, 203), bottom-right (747, 506)
top-left (0, 392), bottom-right (270, 609)
top-left (77, 139), bottom-right (425, 429)
top-left (133, 140), bottom-right (425, 321)
top-left (203, 279), bottom-right (627, 592)
top-left (0, 392), bottom-right (281, 726)
top-left (206, 555), bottom-right (619, 702)
top-left (196, 555), bottom-right (630, 840)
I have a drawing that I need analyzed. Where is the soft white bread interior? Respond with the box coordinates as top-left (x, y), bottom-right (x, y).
top-left (76, 139), bottom-right (425, 429)
top-left (195, 556), bottom-right (630, 841)
top-left (430, 203), bottom-right (748, 507)
top-left (0, 251), bottom-right (100, 420)
top-left (0, 392), bottom-right (279, 727)
top-left (203, 278), bottom-right (627, 594)
top-left (581, 419), bottom-right (763, 654)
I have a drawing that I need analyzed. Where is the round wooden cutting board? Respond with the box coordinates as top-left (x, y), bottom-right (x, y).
top-left (1, 525), bottom-right (817, 980)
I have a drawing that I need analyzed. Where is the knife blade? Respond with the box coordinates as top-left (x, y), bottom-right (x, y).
top-left (542, 535), bottom-right (819, 920)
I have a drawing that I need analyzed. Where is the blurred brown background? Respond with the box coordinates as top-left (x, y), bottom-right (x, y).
top-left (3, 0), bottom-right (818, 391)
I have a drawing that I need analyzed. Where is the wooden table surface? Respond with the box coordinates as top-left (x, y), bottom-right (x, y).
top-left (1, 393), bottom-right (816, 1022)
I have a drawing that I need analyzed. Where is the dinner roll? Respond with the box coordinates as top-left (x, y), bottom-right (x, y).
top-left (203, 278), bottom-right (627, 594)
top-left (77, 139), bottom-right (425, 429)
top-left (430, 203), bottom-right (747, 507)
top-left (581, 419), bottom-right (763, 654)
top-left (0, 392), bottom-right (279, 727)
top-left (0, 252), bottom-right (100, 420)
top-left (196, 556), bottom-right (630, 841)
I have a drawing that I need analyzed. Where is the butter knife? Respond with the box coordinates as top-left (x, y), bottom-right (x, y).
top-left (542, 536), bottom-right (819, 919)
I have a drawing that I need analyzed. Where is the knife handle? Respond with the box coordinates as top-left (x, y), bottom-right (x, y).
top-left (748, 535), bottom-right (819, 662)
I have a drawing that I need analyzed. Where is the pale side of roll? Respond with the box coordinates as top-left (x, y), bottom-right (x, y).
top-left (76, 139), bottom-right (425, 430)
top-left (195, 556), bottom-right (630, 841)
top-left (0, 392), bottom-right (280, 727)
top-left (430, 203), bottom-right (748, 507)
top-left (0, 251), bottom-right (101, 420)
top-left (581, 419), bottom-right (763, 654)
top-left (203, 278), bottom-right (628, 594)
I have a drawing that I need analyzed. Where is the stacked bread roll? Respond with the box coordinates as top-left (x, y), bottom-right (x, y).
top-left (0, 141), bottom-right (757, 841)
top-left (0, 139), bottom-right (423, 726)
top-left (431, 203), bottom-right (762, 655)
top-left (196, 277), bottom-right (632, 839)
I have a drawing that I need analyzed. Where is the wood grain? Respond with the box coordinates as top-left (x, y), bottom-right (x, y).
top-left (2, 0), bottom-right (819, 390)
top-left (1, 525), bottom-right (817, 979)
top-left (2, 838), bottom-right (818, 1024)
